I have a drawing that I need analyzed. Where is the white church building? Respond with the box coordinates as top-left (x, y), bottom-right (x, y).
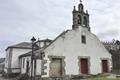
top-left (4, 0), bottom-right (112, 79)
top-left (41, 1), bottom-right (112, 77)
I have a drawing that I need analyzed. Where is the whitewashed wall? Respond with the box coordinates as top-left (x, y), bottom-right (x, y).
top-left (36, 60), bottom-right (41, 75)
top-left (44, 26), bottom-right (112, 77)
top-left (20, 56), bottom-right (41, 76)
top-left (11, 48), bottom-right (31, 73)
top-left (4, 48), bottom-right (31, 74)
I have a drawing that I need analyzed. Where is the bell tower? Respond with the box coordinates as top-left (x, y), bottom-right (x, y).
top-left (72, 0), bottom-right (90, 31)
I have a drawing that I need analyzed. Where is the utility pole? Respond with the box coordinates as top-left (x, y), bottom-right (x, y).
top-left (31, 37), bottom-right (36, 80)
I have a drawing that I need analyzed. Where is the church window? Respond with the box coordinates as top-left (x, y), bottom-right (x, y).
top-left (78, 15), bottom-right (82, 24)
top-left (81, 35), bottom-right (86, 44)
top-left (83, 16), bottom-right (87, 26)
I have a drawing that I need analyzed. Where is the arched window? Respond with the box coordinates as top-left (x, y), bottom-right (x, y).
top-left (78, 15), bottom-right (82, 25)
top-left (83, 16), bottom-right (87, 26)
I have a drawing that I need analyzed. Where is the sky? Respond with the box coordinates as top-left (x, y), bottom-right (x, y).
top-left (0, 0), bottom-right (120, 58)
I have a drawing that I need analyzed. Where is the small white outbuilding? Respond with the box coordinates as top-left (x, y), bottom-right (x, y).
top-left (4, 42), bottom-right (33, 75)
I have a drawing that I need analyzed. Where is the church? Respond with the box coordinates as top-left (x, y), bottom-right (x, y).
top-left (40, 0), bottom-right (112, 78)
top-left (4, 0), bottom-right (112, 79)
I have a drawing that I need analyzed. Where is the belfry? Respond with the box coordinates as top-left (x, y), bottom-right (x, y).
top-left (72, 0), bottom-right (90, 31)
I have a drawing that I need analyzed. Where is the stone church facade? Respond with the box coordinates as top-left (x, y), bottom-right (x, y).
top-left (42, 1), bottom-right (112, 78)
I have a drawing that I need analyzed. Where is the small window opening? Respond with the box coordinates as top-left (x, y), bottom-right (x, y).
top-left (78, 15), bottom-right (82, 25)
top-left (81, 35), bottom-right (86, 44)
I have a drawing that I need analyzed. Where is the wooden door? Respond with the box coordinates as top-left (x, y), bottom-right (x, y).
top-left (50, 58), bottom-right (62, 77)
top-left (26, 61), bottom-right (29, 73)
top-left (102, 60), bottom-right (108, 73)
top-left (80, 59), bottom-right (88, 74)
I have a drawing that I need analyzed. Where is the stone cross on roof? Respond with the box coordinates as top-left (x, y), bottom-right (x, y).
top-left (80, 0), bottom-right (82, 3)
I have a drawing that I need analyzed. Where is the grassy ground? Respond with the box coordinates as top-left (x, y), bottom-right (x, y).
top-left (88, 74), bottom-right (120, 80)
top-left (89, 78), bottom-right (120, 80)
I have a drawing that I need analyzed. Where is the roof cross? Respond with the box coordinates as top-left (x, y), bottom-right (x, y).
top-left (80, 0), bottom-right (82, 3)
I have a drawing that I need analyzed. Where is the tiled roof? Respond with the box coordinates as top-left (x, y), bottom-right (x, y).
top-left (10, 42), bottom-right (32, 48)
top-left (6, 38), bottom-right (52, 51)
top-left (6, 42), bottom-right (39, 50)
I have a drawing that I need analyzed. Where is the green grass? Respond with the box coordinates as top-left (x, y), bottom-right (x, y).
top-left (89, 78), bottom-right (120, 80)
top-left (88, 74), bottom-right (120, 80)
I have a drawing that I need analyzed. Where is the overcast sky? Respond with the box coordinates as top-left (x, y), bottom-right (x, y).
top-left (0, 0), bottom-right (120, 58)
